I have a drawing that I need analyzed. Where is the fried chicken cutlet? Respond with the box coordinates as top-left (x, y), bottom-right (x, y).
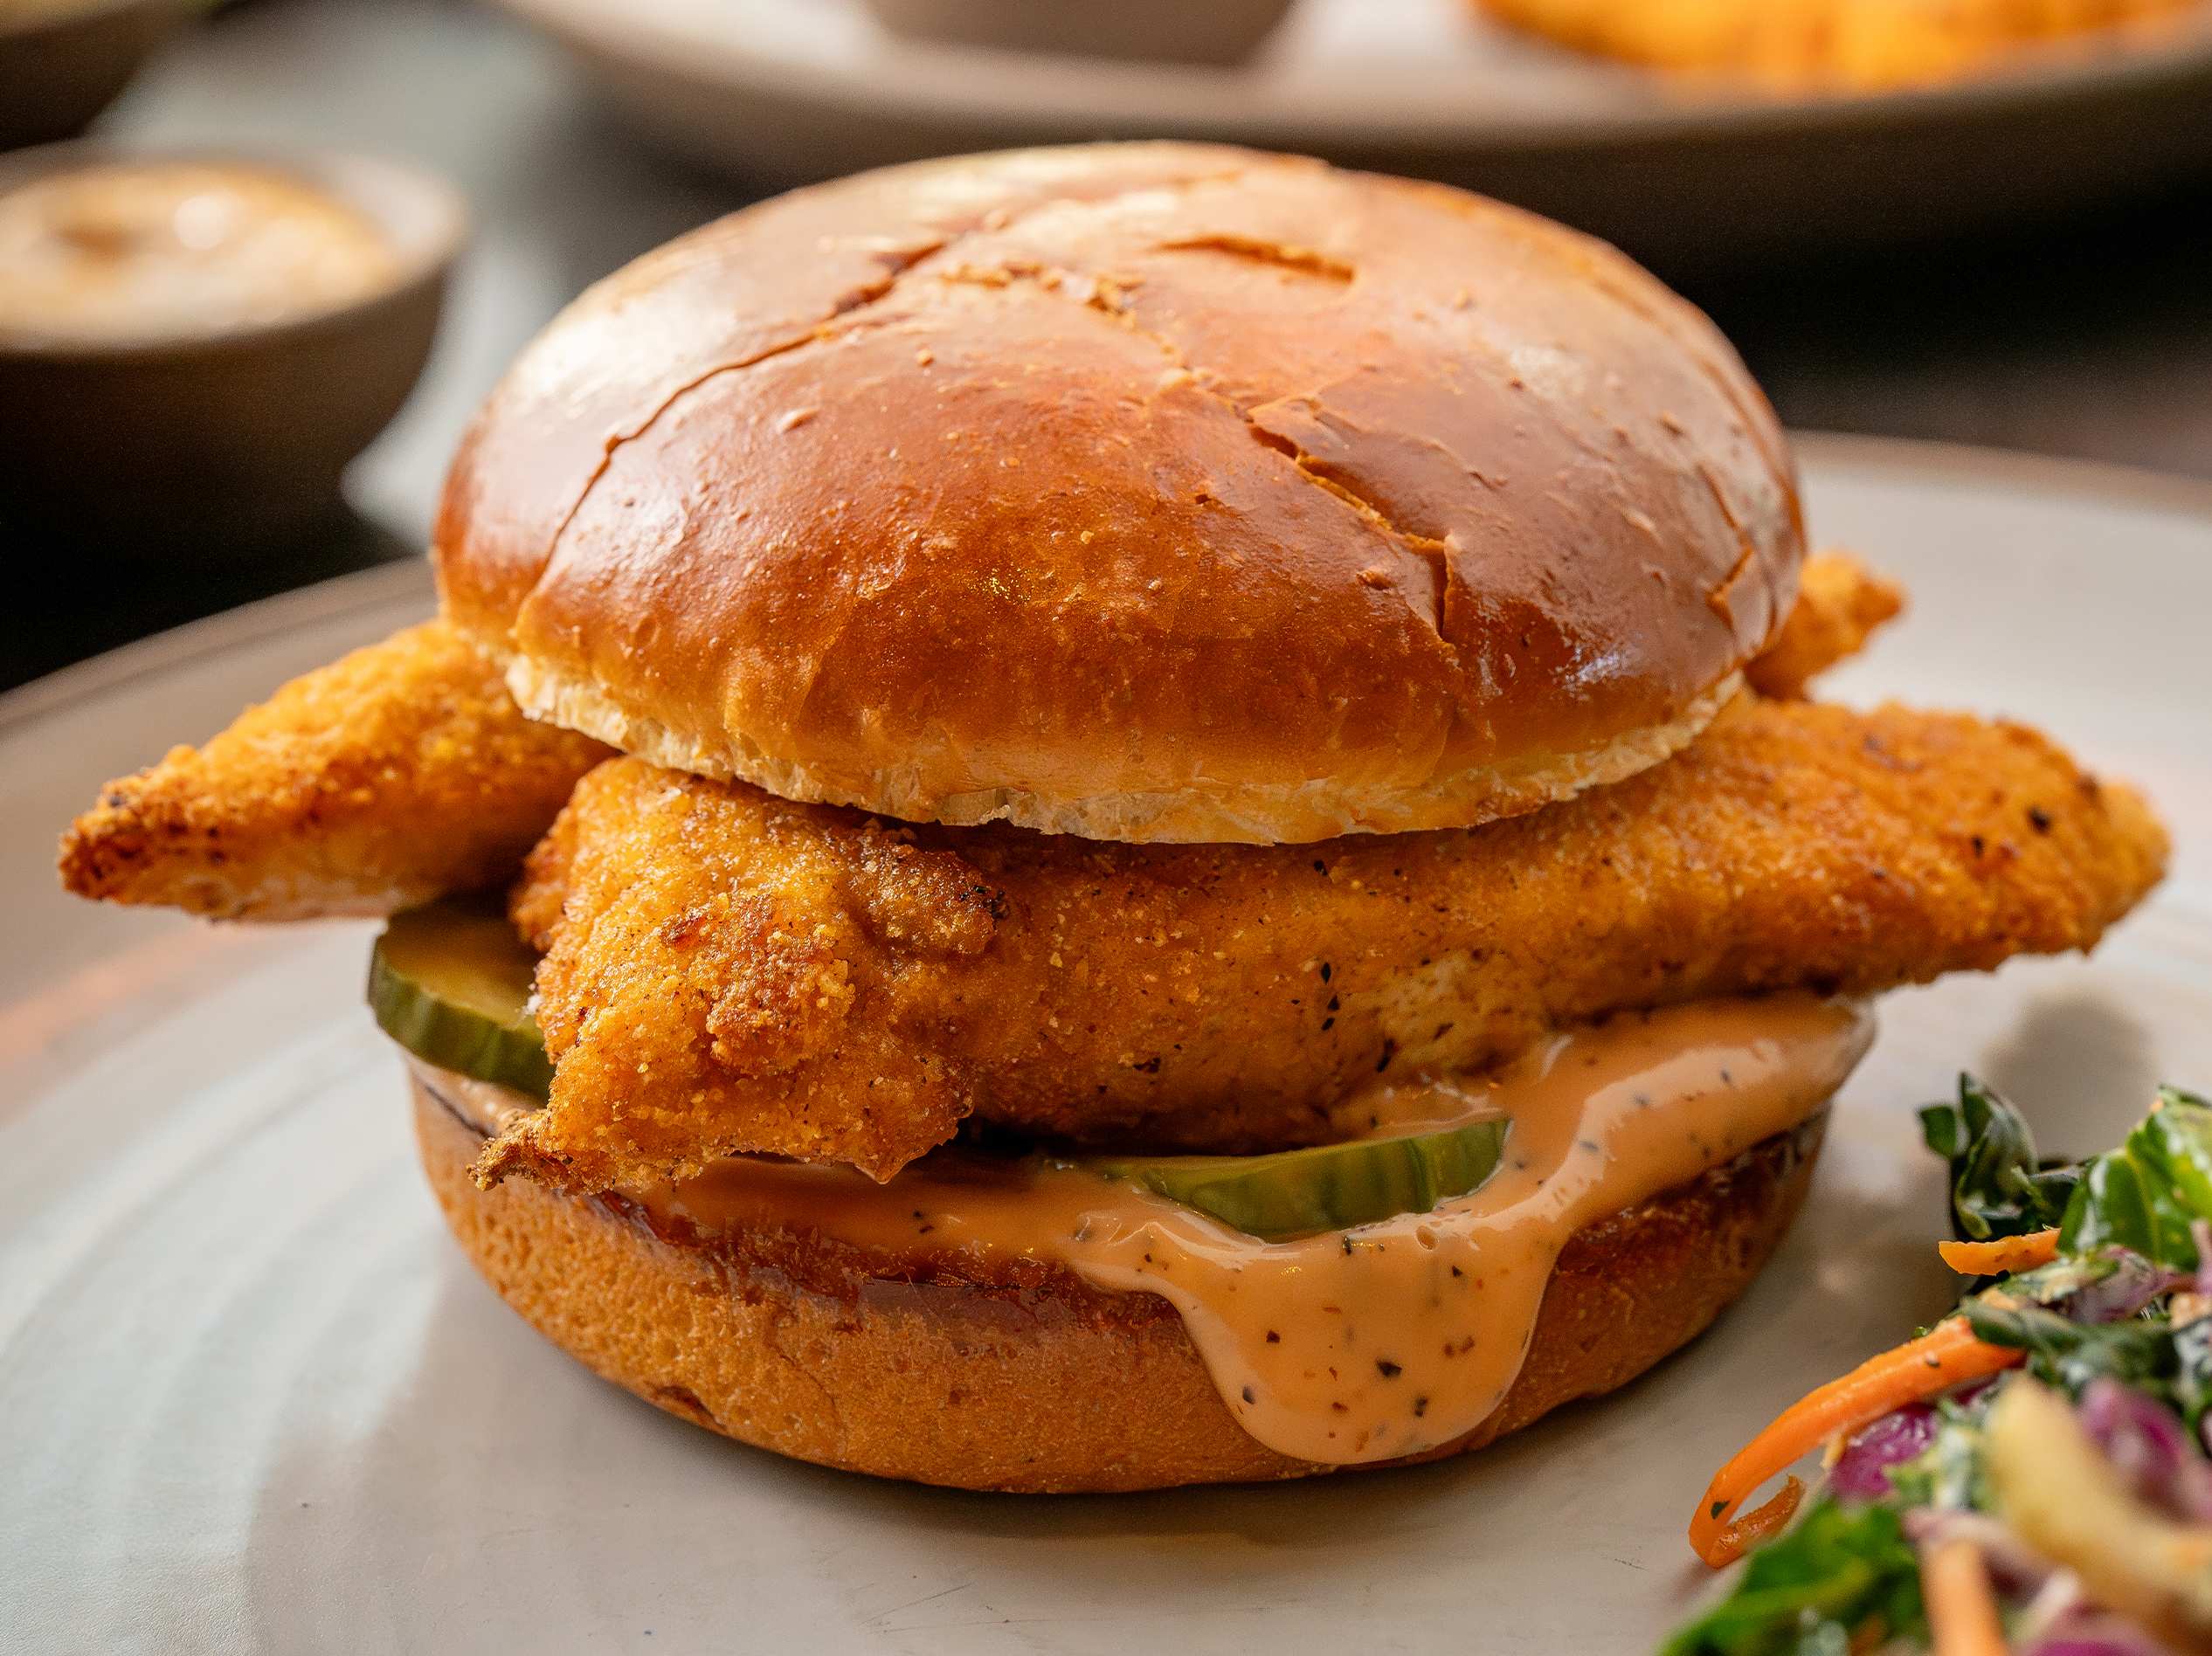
top-left (59, 618), bottom-right (612, 920)
top-left (484, 695), bottom-right (2167, 1192)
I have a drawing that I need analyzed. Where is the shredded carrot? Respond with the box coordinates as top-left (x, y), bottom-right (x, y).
top-left (1921, 1536), bottom-right (2008, 1656)
top-left (1704, 1475), bottom-right (1806, 1568)
top-left (1687, 1317), bottom-right (2025, 1567)
top-left (1938, 1229), bottom-right (2060, 1277)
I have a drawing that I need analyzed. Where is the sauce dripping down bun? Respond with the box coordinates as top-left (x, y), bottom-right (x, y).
top-left (412, 996), bottom-right (1869, 1488)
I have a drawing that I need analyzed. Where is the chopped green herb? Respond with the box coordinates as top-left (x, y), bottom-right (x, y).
top-left (2060, 1088), bottom-right (2212, 1269)
top-left (1659, 1500), bottom-right (1925, 1656)
top-left (1962, 1298), bottom-right (2212, 1432)
top-left (1918, 1075), bottom-right (2077, 1243)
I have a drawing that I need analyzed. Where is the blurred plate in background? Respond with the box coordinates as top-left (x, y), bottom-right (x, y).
top-left (487, 0), bottom-right (2212, 265)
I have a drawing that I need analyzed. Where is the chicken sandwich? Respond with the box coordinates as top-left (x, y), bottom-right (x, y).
top-left (61, 143), bottom-right (2167, 1492)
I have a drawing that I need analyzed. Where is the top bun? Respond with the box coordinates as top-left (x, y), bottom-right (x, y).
top-left (435, 143), bottom-right (1801, 845)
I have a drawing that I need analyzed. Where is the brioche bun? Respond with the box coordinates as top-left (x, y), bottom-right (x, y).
top-left (415, 1076), bottom-right (1828, 1494)
top-left (434, 142), bottom-right (1801, 845)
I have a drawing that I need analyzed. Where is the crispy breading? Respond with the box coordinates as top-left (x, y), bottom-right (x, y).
top-left (1745, 550), bottom-right (1906, 700)
top-left (486, 697), bottom-right (2167, 1191)
top-left (59, 618), bottom-right (613, 921)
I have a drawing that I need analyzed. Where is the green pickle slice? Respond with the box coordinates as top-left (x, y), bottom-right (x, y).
top-left (1096, 1117), bottom-right (1510, 1244)
top-left (369, 897), bottom-right (553, 1101)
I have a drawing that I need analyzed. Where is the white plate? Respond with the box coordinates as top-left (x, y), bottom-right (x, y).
top-left (493, 0), bottom-right (2212, 261)
top-left (3, 438), bottom-right (2210, 1653)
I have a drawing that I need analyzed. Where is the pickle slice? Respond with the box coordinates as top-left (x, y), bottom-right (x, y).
top-left (1096, 1118), bottom-right (1509, 1243)
top-left (369, 898), bottom-right (552, 1101)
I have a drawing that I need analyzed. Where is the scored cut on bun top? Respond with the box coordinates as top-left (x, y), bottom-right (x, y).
top-left (434, 142), bottom-right (1802, 845)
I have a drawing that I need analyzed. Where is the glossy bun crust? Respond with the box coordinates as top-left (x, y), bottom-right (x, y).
top-left (416, 1080), bottom-right (1827, 1493)
top-left (435, 143), bottom-right (1801, 844)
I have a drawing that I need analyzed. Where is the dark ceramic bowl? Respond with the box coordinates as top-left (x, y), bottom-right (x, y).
top-left (0, 0), bottom-right (185, 153)
top-left (0, 142), bottom-right (468, 561)
top-left (861, 0), bottom-right (1296, 66)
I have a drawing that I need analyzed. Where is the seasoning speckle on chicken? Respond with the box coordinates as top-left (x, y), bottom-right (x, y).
top-left (480, 694), bottom-right (2167, 1193)
top-left (58, 618), bottom-right (612, 921)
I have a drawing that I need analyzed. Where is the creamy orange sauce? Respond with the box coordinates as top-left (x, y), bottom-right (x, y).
top-left (0, 162), bottom-right (400, 348)
top-left (422, 993), bottom-right (1870, 1465)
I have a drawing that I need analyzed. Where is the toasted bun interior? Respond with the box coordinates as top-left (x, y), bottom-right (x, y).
top-left (415, 1080), bottom-right (1827, 1493)
top-left (435, 142), bottom-right (1801, 844)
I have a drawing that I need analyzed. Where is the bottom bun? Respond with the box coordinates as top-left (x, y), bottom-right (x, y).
top-left (414, 1079), bottom-right (1828, 1493)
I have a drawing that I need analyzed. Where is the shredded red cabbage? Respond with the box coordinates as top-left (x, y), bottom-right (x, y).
top-left (2059, 1252), bottom-right (2190, 1325)
top-left (1828, 1404), bottom-right (1939, 1503)
top-left (2079, 1377), bottom-right (2212, 1524)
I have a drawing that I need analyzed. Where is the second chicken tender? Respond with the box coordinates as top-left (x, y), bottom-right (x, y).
top-left (60, 618), bottom-right (613, 920)
top-left (1744, 552), bottom-right (1905, 700)
top-left (487, 694), bottom-right (2167, 1191)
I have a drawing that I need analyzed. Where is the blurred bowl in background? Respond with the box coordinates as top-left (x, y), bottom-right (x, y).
top-left (0, 143), bottom-right (467, 562)
top-left (861, 0), bottom-right (1295, 65)
top-left (0, 0), bottom-right (185, 152)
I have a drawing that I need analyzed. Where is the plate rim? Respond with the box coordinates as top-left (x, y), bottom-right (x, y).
top-left (494, 0), bottom-right (2212, 148)
top-left (1790, 430), bottom-right (2212, 519)
top-left (0, 555), bottom-right (434, 737)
